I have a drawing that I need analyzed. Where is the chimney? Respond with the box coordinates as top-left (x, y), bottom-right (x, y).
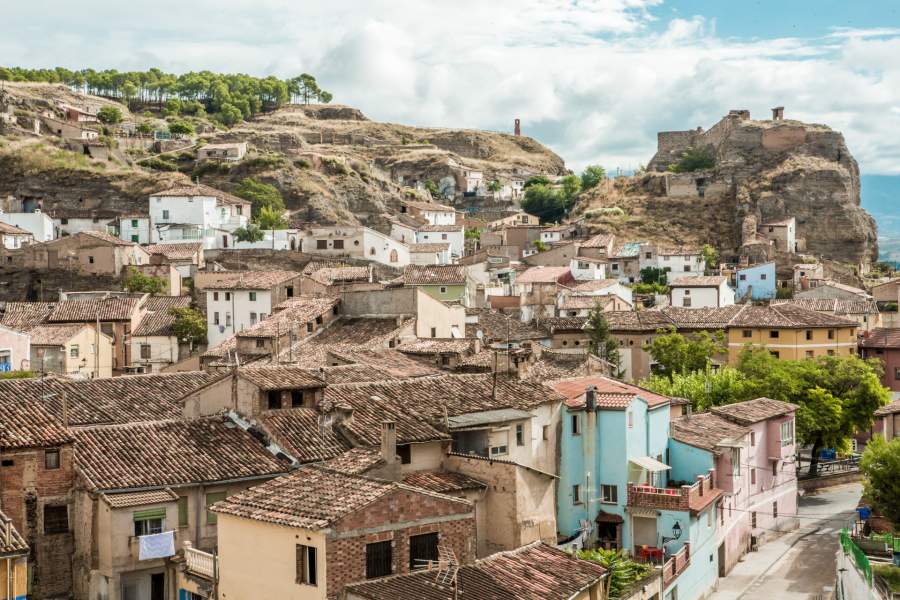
top-left (585, 385), bottom-right (597, 411)
top-left (771, 106), bottom-right (784, 121)
top-left (514, 118), bottom-right (521, 137)
top-left (380, 417), bottom-right (397, 463)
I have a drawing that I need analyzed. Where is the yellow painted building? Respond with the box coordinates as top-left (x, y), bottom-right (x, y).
top-left (726, 304), bottom-right (858, 363)
top-left (0, 512), bottom-right (28, 600)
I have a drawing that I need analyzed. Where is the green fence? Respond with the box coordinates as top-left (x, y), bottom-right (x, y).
top-left (841, 529), bottom-right (872, 585)
top-left (869, 532), bottom-right (900, 553)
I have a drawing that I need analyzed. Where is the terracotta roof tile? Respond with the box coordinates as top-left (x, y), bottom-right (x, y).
top-left (306, 266), bottom-right (370, 286)
top-left (345, 542), bottom-right (607, 600)
top-left (772, 298), bottom-right (879, 316)
top-left (669, 276), bottom-right (728, 287)
top-left (397, 339), bottom-right (475, 355)
top-left (74, 416), bottom-right (289, 491)
top-left (322, 448), bottom-right (386, 475)
top-left (210, 465), bottom-right (470, 529)
top-left (553, 376), bottom-right (671, 409)
top-left (146, 242), bottom-right (203, 261)
top-left (0, 222), bottom-right (31, 235)
top-left (516, 266), bottom-right (572, 284)
top-left (670, 412), bottom-right (750, 451)
top-left (399, 265), bottom-right (466, 285)
top-left (0, 396), bottom-right (72, 450)
top-left (28, 323), bottom-right (90, 346)
top-left (102, 489), bottom-right (179, 508)
top-left (49, 297), bottom-right (143, 322)
top-left (0, 510), bottom-right (28, 555)
top-left (238, 366), bottom-right (325, 390)
top-left (235, 297), bottom-right (338, 339)
top-left (728, 304), bottom-right (856, 328)
top-left (711, 398), bottom-right (797, 426)
top-left (408, 243), bottom-right (451, 253)
top-left (77, 230), bottom-right (137, 246)
top-left (875, 399), bottom-right (900, 417)
top-left (0, 301), bottom-right (55, 332)
top-left (465, 309), bottom-right (547, 342)
top-left (581, 233), bottom-right (615, 248)
top-left (402, 470), bottom-right (487, 494)
top-left (150, 183), bottom-right (248, 206)
top-left (201, 271), bottom-right (300, 290)
top-left (133, 296), bottom-right (191, 337)
top-left (863, 329), bottom-right (900, 349)
top-left (256, 408), bottom-right (353, 463)
top-left (572, 279), bottom-right (620, 292)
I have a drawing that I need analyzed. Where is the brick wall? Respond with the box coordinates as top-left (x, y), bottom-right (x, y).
top-left (0, 443), bottom-right (75, 598)
top-left (325, 489), bottom-right (475, 598)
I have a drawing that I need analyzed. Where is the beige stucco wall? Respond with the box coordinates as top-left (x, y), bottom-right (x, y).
top-left (727, 326), bottom-right (857, 363)
top-left (415, 289), bottom-right (466, 338)
top-left (218, 515), bottom-right (328, 600)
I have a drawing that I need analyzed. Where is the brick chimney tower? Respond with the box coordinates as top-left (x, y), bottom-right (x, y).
top-left (514, 118), bottom-right (521, 137)
top-left (771, 106), bottom-right (784, 120)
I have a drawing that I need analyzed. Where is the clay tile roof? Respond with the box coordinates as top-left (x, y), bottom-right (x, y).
top-left (322, 448), bottom-right (385, 475)
top-left (402, 199), bottom-right (454, 212)
top-left (669, 275), bottom-right (728, 287)
top-left (809, 280), bottom-right (870, 296)
top-left (728, 304), bottom-right (856, 328)
top-left (102, 489), bottom-right (179, 508)
top-left (656, 246), bottom-right (702, 256)
top-left (524, 352), bottom-right (592, 383)
top-left (210, 466), bottom-right (470, 529)
top-left (874, 399), bottom-right (900, 417)
top-left (49, 297), bottom-right (142, 322)
top-left (0, 371), bottom-right (226, 426)
top-left (559, 295), bottom-right (617, 310)
top-left (408, 243), bottom-right (451, 253)
top-left (146, 242), bottom-right (203, 260)
top-left (28, 323), bottom-right (90, 346)
top-left (772, 298), bottom-right (879, 316)
top-left (465, 309), bottom-right (547, 342)
top-left (201, 270), bottom-right (300, 290)
top-left (541, 316), bottom-right (587, 331)
top-left (397, 338), bottom-right (474, 355)
top-left (0, 510), bottom-right (28, 556)
top-left (345, 542), bottom-right (607, 600)
top-left (150, 183), bottom-right (248, 206)
top-left (402, 470), bottom-right (487, 494)
top-left (553, 376), bottom-right (671, 409)
top-left (73, 416), bottom-right (289, 491)
top-left (256, 408), bottom-right (352, 463)
top-left (238, 366), bottom-right (326, 390)
top-left (302, 260), bottom-right (350, 276)
top-left (581, 233), bottom-right (614, 248)
top-left (603, 310), bottom-right (674, 332)
top-left (670, 412), bottom-right (750, 451)
top-left (860, 328), bottom-right (900, 349)
top-left (662, 305), bottom-right (746, 329)
top-left (236, 297), bottom-right (339, 339)
top-left (515, 266), bottom-right (572, 284)
top-left (572, 279), bottom-right (619, 292)
top-left (0, 396), bottom-right (72, 450)
top-left (399, 265), bottom-right (466, 285)
top-left (133, 296), bottom-right (192, 337)
top-left (0, 301), bottom-right (55, 332)
top-left (306, 266), bottom-right (370, 286)
top-left (0, 222), bottom-right (31, 235)
top-left (710, 398), bottom-right (797, 425)
top-left (77, 230), bottom-right (137, 246)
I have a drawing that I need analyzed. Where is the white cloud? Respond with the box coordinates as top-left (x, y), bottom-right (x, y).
top-left (3, 1), bottom-right (900, 174)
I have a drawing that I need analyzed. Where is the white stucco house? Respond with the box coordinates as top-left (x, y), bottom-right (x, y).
top-left (148, 184), bottom-right (251, 250)
top-left (669, 275), bottom-right (735, 308)
top-left (0, 210), bottom-right (54, 242)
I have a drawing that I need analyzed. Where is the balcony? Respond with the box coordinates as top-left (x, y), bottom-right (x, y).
top-left (627, 470), bottom-right (717, 513)
top-left (183, 541), bottom-right (217, 581)
top-left (128, 530), bottom-right (177, 562)
top-left (663, 542), bottom-right (691, 587)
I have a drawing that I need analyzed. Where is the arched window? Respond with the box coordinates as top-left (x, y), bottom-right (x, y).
top-left (389, 249), bottom-right (398, 263)
top-left (370, 247), bottom-right (376, 256)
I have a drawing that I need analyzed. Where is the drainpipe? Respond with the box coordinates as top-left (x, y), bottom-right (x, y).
top-left (585, 385), bottom-right (597, 541)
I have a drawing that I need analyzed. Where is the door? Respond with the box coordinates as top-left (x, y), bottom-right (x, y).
top-left (718, 542), bottom-right (726, 577)
top-left (47, 249), bottom-right (58, 269)
top-left (222, 235), bottom-right (228, 248)
top-left (150, 573), bottom-right (165, 600)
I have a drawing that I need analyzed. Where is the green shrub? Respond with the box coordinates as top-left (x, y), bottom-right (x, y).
top-left (140, 157), bottom-right (178, 172)
top-left (668, 146), bottom-right (715, 173)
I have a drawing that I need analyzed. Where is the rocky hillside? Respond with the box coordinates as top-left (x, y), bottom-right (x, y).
top-left (0, 83), bottom-right (565, 227)
top-left (575, 114), bottom-right (878, 272)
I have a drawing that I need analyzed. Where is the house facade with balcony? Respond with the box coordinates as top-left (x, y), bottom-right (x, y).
top-left (148, 184), bottom-right (251, 250)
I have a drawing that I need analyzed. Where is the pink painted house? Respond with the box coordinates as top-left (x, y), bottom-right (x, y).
top-left (669, 398), bottom-right (798, 577)
top-left (0, 323), bottom-right (31, 372)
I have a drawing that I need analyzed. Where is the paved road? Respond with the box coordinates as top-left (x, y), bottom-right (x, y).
top-left (710, 483), bottom-right (862, 600)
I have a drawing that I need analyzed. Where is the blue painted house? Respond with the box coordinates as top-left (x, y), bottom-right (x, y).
top-left (555, 377), bottom-right (724, 600)
top-left (735, 261), bottom-right (776, 301)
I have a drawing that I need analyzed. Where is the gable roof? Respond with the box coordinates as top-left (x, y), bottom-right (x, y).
top-left (669, 275), bottom-right (728, 288)
top-left (772, 298), bottom-right (879, 316)
top-left (305, 266), bottom-right (370, 286)
top-left (74, 230), bottom-right (137, 247)
top-left (49, 296), bottom-right (143, 322)
top-left (874, 399), bottom-right (900, 417)
top-left (710, 398), bottom-right (797, 426)
top-left (728, 303), bottom-right (856, 328)
top-left (516, 266), bottom-right (572, 284)
top-left (150, 183), bottom-right (248, 206)
top-left (670, 412), bottom-right (750, 451)
top-left (402, 470), bottom-right (487, 494)
top-left (146, 242), bottom-right (203, 261)
top-left (345, 542), bottom-right (607, 600)
top-left (0, 396), bottom-right (72, 450)
top-left (210, 465), bottom-right (470, 530)
top-left (553, 377), bottom-right (671, 410)
top-left (465, 309), bottom-right (547, 342)
top-left (28, 323), bottom-right (91, 346)
top-left (0, 222), bottom-right (32, 236)
top-left (0, 301), bottom-right (56, 332)
top-left (860, 328), bottom-right (900, 349)
top-left (74, 416), bottom-right (289, 491)
top-left (201, 271), bottom-right (300, 291)
top-left (581, 233), bottom-right (614, 249)
top-left (0, 510), bottom-right (28, 556)
top-left (256, 408), bottom-right (353, 463)
top-left (238, 366), bottom-right (326, 390)
top-left (399, 265), bottom-right (466, 285)
top-left (133, 296), bottom-right (192, 337)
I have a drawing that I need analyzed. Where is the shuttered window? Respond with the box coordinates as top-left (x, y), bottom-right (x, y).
top-left (206, 492), bottom-right (227, 525)
top-left (366, 540), bottom-right (392, 579)
top-left (296, 544), bottom-right (318, 585)
top-left (409, 532), bottom-right (439, 569)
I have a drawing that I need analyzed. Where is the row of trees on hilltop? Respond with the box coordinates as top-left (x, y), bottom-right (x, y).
top-left (0, 67), bottom-right (332, 126)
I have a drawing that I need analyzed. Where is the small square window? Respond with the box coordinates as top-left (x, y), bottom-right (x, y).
top-left (249, 291), bottom-right (257, 301)
top-left (760, 274), bottom-right (767, 280)
top-left (516, 424), bottom-right (525, 446)
top-left (571, 414), bottom-right (581, 435)
top-left (572, 484), bottom-right (582, 504)
top-left (805, 330), bottom-right (812, 340)
top-left (316, 240), bottom-right (327, 250)
top-left (69, 344), bottom-right (79, 358)
top-left (739, 274), bottom-right (746, 281)
top-left (225, 292), bottom-right (231, 301)
top-left (88, 256), bottom-right (94, 264)
top-left (44, 449), bottom-right (60, 470)
top-left (44, 505), bottom-right (69, 534)
top-left (742, 330), bottom-right (752, 338)
top-left (600, 484), bottom-right (617, 503)
top-left (769, 330), bottom-right (780, 339)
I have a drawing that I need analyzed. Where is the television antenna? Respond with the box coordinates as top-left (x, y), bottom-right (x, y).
top-left (431, 544), bottom-right (460, 592)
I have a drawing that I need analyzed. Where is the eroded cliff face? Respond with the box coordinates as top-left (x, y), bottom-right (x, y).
top-left (578, 116), bottom-right (878, 271)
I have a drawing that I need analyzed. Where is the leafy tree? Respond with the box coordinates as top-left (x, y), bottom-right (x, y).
top-left (234, 177), bottom-right (285, 219)
top-left (631, 282), bottom-right (669, 295)
top-left (701, 244), bottom-right (719, 271)
top-left (559, 174), bottom-right (582, 210)
top-left (233, 223), bottom-right (265, 243)
top-left (640, 266), bottom-right (669, 286)
top-left (217, 103), bottom-right (243, 126)
top-left (586, 307), bottom-right (622, 376)
top-left (642, 365), bottom-right (755, 412)
top-left (136, 121), bottom-right (153, 135)
top-left (123, 267), bottom-right (164, 294)
top-left (523, 174), bottom-right (551, 189)
top-left (96, 106), bottom-right (122, 124)
top-left (533, 240), bottom-right (548, 252)
top-left (668, 146), bottom-right (715, 173)
top-left (643, 327), bottom-right (726, 379)
top-left (521, 184), bottom-right (565, 223)
top-left (860, 435), bottom-right (900, 525)
top-left (581, 164), bottom-right (606, 190)
top-left (256, 206), bottom-right (288, 230)
top-left (169, 306), bottom-right (207, 351)
top-left (487, 180), bottom-right (502, 194)
top-left (465, 228), bottom-right (481, 241)
top-left (168, 120), bottom-right (194, 135)
top-left (576, 549), bottom-right (652, 599)
top-left (424, 180), bottom-right (439, 197)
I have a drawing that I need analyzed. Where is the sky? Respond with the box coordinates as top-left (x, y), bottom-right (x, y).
top-left (3, 0), bottom-right (900, 174)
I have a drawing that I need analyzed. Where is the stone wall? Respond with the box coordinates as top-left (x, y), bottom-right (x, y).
top-left (648, 130), bottom-right (699, 172)
top-left (0, 266), bottom-right (121, 302)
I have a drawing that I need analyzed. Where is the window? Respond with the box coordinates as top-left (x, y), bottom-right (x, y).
top-left (441, 234), bottom-right (448, 240)
top-left (760, 274), bottom-right (767, 280)
top-left (751, 511), bottom-right (757, 529)
top-left (612, 263), bottom-right (619, 271)
top-left (571, 414), bottom-right (581, 435)
top-left (333, 239), bottom-right (344, 250)
top-left (178, 497), bottom-right (189, 528)
top-left (750, 432), bottom-right (755, 447)
top-left (306, 322), bottom-right (313, 333)
top-left (315, 315), bottom-right (322, 325)
top-left (286, 286), bottom-right (294, 298)
top-left (44, 449), bottom-right (60, 470)
top-left (256, 339), bottom-right (265, 349)
top-left (88, 256), bottom-right (94, 264)
top-left (366, 540), bottom-right (392, 579)
top-left (409, 533), bottom-right (439, 570)
top-left (430, 327), bottom-right (437, 338)
top-left (132, 508), bottom-right (164, 537)
top-left (131, 235), bottom-right (139, 243)
top-left (213, 292), bottom-right (220, 301)
top-left (827, 349), bottom-right (834, 356)
top-left (684, 265), bottom-right (691, 272)
top-left (490, 443), bottom-right (508, 457)
top-left (542, 425), bottom-right (549, 440)
top-left (516, 424), bottom-right (525, 446)
top-left (731, 448), bottom-right (741, 478)
top-left (895, 367), bottom-right (900, 381)
top-left (600, 484), bottom-right (617, 504)
top-left (627, 410), bottom-right (634, 428)
top-left (771, 351), bottom-right (780, 359)
top-left (140, 344), bottom-right (151, 359)
top-left (645, 252), bottom-right (652, 259)
top-left (573, 484), bottom-right (582, 504)
top-left (742, 330), bottom-right (752, 338)
top-left (225, 313), bottom-right (232, 327)
top-left (682, 297), bottom-right (691, 307)
top-left (60, 218), bottom-right (68, 225)
top-left (296, 544), bottom-right (318, 585)
top-left (683, 290), bottom-right (691, 296)
top-left (225, 292), bottom-right (231, 301)
top-left (439, 286), bottom-right (448, 294)
top-left (739, 274), bottom-right (747, 281)
top-left (162, 210), bottom-right (170, 220)
top-left (805, 350), bottom-right (814, 359)
top-left (317, 240), bottom-right (328, 250)
top-left (249, 292), bottom-right (257, 301)
top-left (69, 344), bottom-right (79, 358)
top-left (250, 312), bottom-right (258, 326)
top-left (206, 492), bottom-right (227, 524)
top-left (750, 468), bottom-right (756, 485)
top-left (827, 329), bottom-right (835, 340)
top-left (268, 391), bottom-right (282, 410)
top-left (780, 419), bottom-right (794, 447)
top-left (397, 444), bottom-right (411, 464)
top-left (769, 330), bottom-right (779, 339)
top-left (772, 501), bottom-right (778, 519)
top-left (213, 312), bottom-right (220, 325)
top-left (131, 219), bottom-right (139, 228)
top-left (773, 461), bottom-right (778, 476)
top-left (236, 206), bottom-right (243, 215)
top-left (0, 460), bottom-right (12, 467)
